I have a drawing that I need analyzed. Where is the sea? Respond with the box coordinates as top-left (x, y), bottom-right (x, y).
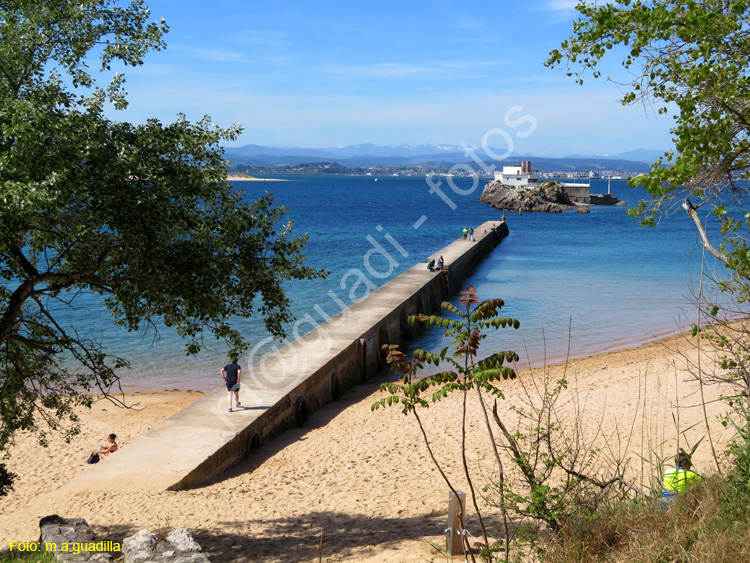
top-left (78, 174), bottom-right (728, 391)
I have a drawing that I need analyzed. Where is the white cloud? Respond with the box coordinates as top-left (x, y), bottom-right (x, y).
top-left (170, 44), bottom-right (248, 63)
top-left (320, 62), bottom-right (434, 79)
top-left (318, 60), bottom-right (505, 80)
top-left (455, 14), bottom-right (485, 29)
top-left (432, 0), bottom-right (486, 29)
top-left (535, 0), bottom-right (582, 25)
top-left (546, 0), bottom-right (579, 10)
top-left (235, 30), bottom-right (290, 49)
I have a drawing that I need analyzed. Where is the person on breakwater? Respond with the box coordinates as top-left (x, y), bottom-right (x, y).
top-left (427, 258), bottom-right (436, 272)
top-left (436, 256), bottom-right (444, 270)
top-left (462, 227), bottom-right (468, 240)
top-left (87, 433), bottom-right (118, 464)
top-left (221, 357), bottom-right (242, 412)
top-left (469, 227), bottom-right (474, 242)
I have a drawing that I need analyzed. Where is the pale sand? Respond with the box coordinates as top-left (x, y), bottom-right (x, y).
top-left (0, 331), bottom-right (736, 562)
top-left (226, 175), bottom-right (287, 182)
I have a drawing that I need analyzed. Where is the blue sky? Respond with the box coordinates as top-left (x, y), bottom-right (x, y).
top-left (108, 0), bottom-right (675, 157)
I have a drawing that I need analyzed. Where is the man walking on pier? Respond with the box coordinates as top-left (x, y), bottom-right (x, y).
top-left (221, 357), bottom-right (242, 412)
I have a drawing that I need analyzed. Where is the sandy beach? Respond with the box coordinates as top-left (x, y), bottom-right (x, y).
top-left (226, 175), bottom-right (287, 182)
top-left (0, 330), bottom-right (736, 562)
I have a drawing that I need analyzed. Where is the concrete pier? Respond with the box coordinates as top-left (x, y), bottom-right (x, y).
top-left (61, 220), bottom-right (509, 494)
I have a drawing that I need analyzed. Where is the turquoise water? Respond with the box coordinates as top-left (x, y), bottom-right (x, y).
top-left (82, 175), bottom-right (723, 390)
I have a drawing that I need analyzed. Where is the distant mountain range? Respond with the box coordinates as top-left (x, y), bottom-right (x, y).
top-left (562, 148), bottom-right (667, 163)
top-left (223, 143), bottom-right (666, 172)
top-left (225, 143), bottom-right (472, 159)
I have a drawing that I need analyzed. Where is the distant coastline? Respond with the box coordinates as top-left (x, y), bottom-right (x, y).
top-left (226, 174), bottom-right (287, 182)
top-left (228, 160), bottom-right (643, 179)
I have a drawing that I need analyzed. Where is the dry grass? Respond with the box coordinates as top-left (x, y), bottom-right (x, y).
top-left (538, 473), bottom-right (750, 563)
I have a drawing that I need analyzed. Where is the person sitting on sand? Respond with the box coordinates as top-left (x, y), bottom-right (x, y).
top-left (436, 256), bottom-right (444, 270)
top-left (87, 433), bottom-right (118, 464)
top-left (662, 452), bottom-right (701, 502)
top-left (427, 258), bottom-right (436, 272)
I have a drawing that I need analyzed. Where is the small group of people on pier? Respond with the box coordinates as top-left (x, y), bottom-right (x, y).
top-left (427, 255), bottom-right (444, 272)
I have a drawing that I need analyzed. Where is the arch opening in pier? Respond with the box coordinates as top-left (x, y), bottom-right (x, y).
top-left (359, 338), bottom-right (368, 383)
top-left (416, 294), bottom-right (427, 316)
top-left (399, 309), bottom-right (412, 341)
top-left (425, 293), bottom-right (434, 316)
top-left (246, 431), bottom-right (261, 455)
top-left (295, 396), bottom-right (309, 428)
top-left (429, 285), bottom-right (439, 311)
top-left (249, 432), bottom-right (261, 450)
top-left (331, 372), bottom-right (340, 401)
top-left (378, 325), bottom-right (390, 368)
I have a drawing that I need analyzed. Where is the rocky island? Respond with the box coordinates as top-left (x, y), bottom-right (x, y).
top-left (479, 179), bottom-right (576, 213)
top-left (479, 160), bottom-right (624, 212)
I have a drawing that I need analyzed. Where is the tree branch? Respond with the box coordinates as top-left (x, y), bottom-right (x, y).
top-left (0, 246), bottom-right (113, 345)
top-left (683, 198), bottom-right (730, 266)
top-left (7, 333), bottom-right (56, 355)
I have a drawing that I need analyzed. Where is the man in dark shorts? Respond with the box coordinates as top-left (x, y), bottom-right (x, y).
top-left (221, 357), bottom-right (241, 412)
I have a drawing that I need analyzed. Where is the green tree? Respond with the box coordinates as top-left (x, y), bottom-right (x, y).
top-left (0, 0), bottom-right (325, 494)
top-left (547, 1), bottom-right (750, 418)
top-left (546, 0), bottom-right (750, 275)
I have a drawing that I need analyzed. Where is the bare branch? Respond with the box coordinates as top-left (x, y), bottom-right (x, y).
top-left (683, 199), bottom-right (731, 266)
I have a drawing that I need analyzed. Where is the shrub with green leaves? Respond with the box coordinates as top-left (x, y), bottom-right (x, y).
top-left (372, 285), bottom-right (520, 562)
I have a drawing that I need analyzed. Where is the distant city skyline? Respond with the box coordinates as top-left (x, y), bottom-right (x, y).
top-left (105, 0), bottom-right (675, 158)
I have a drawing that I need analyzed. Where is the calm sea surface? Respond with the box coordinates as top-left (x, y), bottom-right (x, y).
top-left (75, 175), bottom-right (726, 390)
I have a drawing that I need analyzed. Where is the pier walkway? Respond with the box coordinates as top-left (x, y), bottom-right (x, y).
top-left (60, 220), bottom-right (509, 494)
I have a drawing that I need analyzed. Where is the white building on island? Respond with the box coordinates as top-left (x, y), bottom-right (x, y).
top-left (492, 160), bottom-right (613, 204)
top-left (493, 160), bottom-right (540, 187)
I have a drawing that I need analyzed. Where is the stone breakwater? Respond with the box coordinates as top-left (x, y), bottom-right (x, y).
top-left (479, 180), bottom-right (576, 213)
top-left (55, 221), bottom-right (510, 495)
